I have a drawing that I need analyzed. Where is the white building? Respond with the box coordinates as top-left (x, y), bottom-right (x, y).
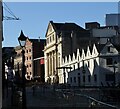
top-left (62, 40), bottom-right (120, 87)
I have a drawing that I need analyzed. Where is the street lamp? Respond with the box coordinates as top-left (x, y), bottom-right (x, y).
top-left (18, 30), bottom-right (27, 109)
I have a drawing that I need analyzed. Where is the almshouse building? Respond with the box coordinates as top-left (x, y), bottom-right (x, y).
top-left (62, 40), bottom-right (120, 87)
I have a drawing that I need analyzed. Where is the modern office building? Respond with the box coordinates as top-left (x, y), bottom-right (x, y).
top-left (106, 14), bottom-right (120, 27)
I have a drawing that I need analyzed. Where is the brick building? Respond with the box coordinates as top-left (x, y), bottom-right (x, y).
top-left (15, 31), bottom-right (45, 81)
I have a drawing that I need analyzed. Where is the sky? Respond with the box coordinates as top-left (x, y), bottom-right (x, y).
top-left (2, 2), bottom-right (118, 47)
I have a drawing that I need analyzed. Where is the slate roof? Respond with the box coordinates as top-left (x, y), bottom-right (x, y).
top-left (95, 44), bottom-right (106, 53)
top-left (50, 21), bottom-right (86, 32)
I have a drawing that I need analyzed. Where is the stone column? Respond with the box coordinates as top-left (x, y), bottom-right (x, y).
top-left (47, 53), bottom-right (49, 77)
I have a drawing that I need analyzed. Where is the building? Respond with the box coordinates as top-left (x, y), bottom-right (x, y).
top-left (62, 40), bottom-right (120, 87)
top-left (33, 57), bottom-right (45, 82)
top-left (0, 1), bottom-right (3, 108)
top-left (44, 21), bottom-right (95, 84)
top-left (14, 46), bottom-right (22, 77)
top-left (15, 31), bottom-right (45, 81)
top-left (106, 14), bottom-right (120, 27)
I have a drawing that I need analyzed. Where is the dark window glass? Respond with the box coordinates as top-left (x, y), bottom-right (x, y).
top-left (74, 77), bottom-right (76, 83)
top-left (106, 58), bottom-right (112, 65)
top-left (70, 77), bottom-right (72, 83)
top-left (94, 74), bottom-right (97, 82)
top-left (83, 76), bottom-right (85, 82)
top-left (88, 75), bottom-right (91, 82)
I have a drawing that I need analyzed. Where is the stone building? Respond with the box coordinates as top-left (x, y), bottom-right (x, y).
top-left (44, 21), bottom-right (120, 84)
top-left (44, 21), bottom-right (96, 84)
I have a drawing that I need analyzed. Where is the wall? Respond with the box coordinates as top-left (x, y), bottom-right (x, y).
top-left (92, 29), bottom-right (116, 38)
top-left (0, 1), bottom-right (2, 108)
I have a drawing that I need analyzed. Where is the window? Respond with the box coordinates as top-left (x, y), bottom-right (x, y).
top-left (77, 63), bottom-right (80, 69)
top-left (29, 49), bottom-right (31, 52)
top-left (70, 77), bottom-right (72, 83)
top-left (83, 76), bottom-right (85, 82)
top-left (74, 65), bottom-right (75, 70)
top-left (29, 57), bottom-right (31, 60)
top-left (78, 73), bottom-right (80, 75)
top-left (74, 77), bottom-right (76, 83)
top-left (105, 74), bottom-right (114, 81)
top-left (108, 46), bottom-right (113, 53)
top-left (53, 35), bottom-right (54, 41)
top-left (88, 75), bottom-right (91, 82)
top-left (27, 57), bottom-right (28, 60)
top-left (108, 46), bottom-right (110, 52)
top-left (30, 64), bottom-right (31, 67)
top-left (26, 50), bottom-right (28, 53)
top-left (106, 58), bottom-right (112, 65)
top-left (94, 59), bottom-right (96, 67)
top-left (94, 74), bottom-right (97, 82)
top-left (50, 36), bottom-right (51, 42)
top-left (88, 61), bottom-right (90, 67)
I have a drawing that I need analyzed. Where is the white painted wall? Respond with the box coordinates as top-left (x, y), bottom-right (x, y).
top-left (62, 42), bottom-right (120, 87)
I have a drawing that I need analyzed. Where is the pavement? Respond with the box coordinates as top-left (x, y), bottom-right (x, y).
top-left (2, 85), bottom-right (120, 109)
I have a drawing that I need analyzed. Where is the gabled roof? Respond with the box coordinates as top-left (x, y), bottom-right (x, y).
top-left (29, 39), bottom-right (45, 43)
top-left (95, 44), bottom-right (105, 53)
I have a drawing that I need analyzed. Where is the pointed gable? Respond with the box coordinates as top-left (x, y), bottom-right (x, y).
top-left (81, 49), bottom-right (85, 59)
top-left (92, 44), bottom-right (99, 56)
top-left (45, 21), bottom-right (55, 37)
top-left (77, 49), bottom-right (81, 61)
top-left (72, 52), bottom-right (76, 62)
top-left (68, 54), bottom-right (72, 63)
top-left (86, 46), bottom-right (91, 58)
top-left (100, 40), bottom-right (119, 55)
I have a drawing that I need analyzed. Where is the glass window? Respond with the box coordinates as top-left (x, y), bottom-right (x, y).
top-left (70, 77), bottom-right (72, 83)
top-left (94, 74), bottom-right (97, 82)
top-left (83, 75), bottom-right (85, 82)
top-left (106, 58), bottom-right (112, 65)
top-left (88, 75), bottom-right (91, 82)
top-left (74, 77), bottom-right (76, 83)
top-left (74, 65), bottom-right (75, 70)
top-left (77, 63), bottom-right (80, 69)
top-left (94, 59), bottom-right (95, 66)
top-left (30, 64), bottom-right (31, 67)
top-left (88, 61), bottom-right (90, 67)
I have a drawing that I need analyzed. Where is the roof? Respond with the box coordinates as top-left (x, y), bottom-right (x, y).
top-left (50, 21), bottom-right (85, 32)
top-left (29, 39), bottom-right (45, 43)
top-left (95, 44), bottom-right (106, 53)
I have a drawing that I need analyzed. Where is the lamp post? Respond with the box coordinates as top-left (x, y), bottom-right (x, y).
top-left (18, 30), bottom-right (27, 109)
